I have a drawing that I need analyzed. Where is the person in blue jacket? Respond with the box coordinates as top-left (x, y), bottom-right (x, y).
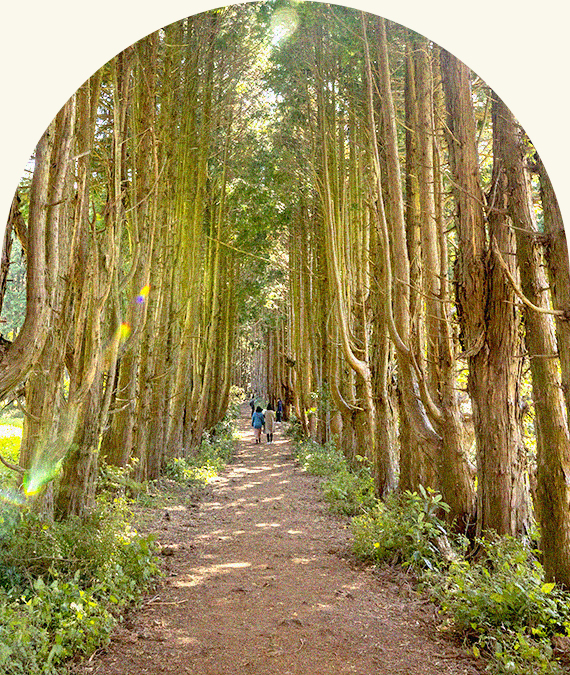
top-left (251, 406), bottom-right (265, 444)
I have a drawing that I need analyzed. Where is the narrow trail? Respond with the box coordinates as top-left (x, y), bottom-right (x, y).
top-left (76, 406), bottom-right (481, 675)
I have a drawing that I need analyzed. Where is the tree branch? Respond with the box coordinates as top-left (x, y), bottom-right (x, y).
top-left (491, 236), bottom-right (566, 319)
top-left (0, 454), bottom-right (25, 474)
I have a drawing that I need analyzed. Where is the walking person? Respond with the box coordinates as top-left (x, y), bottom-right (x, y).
top-left (251, 406), bottom-right (265, 444)
top-left (249, 394), bottom-right (256, 418)
top-left (276, 398), bottom-right (283, 423)
top-left (264, 404), bottom-right (276, 443)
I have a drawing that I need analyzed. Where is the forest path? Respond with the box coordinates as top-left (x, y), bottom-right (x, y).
top-left (75, 405), bottom-right (480, 675)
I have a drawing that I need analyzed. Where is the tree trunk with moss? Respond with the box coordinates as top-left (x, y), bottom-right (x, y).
top-left (56, 73), bottom-right (111, 518)
top-left (19, 98), bottom-right (76, 516)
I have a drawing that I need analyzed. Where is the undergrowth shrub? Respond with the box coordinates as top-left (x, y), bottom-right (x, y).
top-left (98, 458), bottom-right (146, 499)
top-left (352, 486), bottom-right (451, 572)
top-left (294, 436), bottom-right (376, 516)
top-left (289, 426), bottom-right (570, 673)
top-left (284, 415), bottom-right (305, 444)
top-left (322, 465), bottom-right (376, 516)
top-left (165, 420), bottom-right (236, 486)
top-left (295, 438), bottom-right (346, 477)
top-left (430, 536), bottom-right (570, 674)
top-left (228, 385), bottom-right (245, 419)
top-left (0, 405), bottom-right (241, 673)
top-left (352, 489), bottom-right (570, 673)
top-left (0, 499), bottom-right (159, 674)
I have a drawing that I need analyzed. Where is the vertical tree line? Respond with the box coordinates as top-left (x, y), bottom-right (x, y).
top-left (2, 2), bottom-right (570, 585)
top-left (1, 5), bottom-right (267, 519)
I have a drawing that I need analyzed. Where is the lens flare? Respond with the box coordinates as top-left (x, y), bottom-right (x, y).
top-left (19, 405), bottom-right (80, 498)
top-left (119, 322), bottom-right (132, 341)
top-left (23, 458), bottom-right (63, 496)
top-left (136, 285), bottom-right (150, 304)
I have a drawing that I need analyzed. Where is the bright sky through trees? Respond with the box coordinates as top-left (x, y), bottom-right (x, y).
top-left (270, 6), bottom-right (300, 44)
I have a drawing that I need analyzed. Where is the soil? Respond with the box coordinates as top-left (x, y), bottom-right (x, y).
top-left (73, 406), bottom-right (483, 675)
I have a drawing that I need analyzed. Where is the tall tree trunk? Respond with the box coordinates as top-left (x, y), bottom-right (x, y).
top-left (496, 96), bottom-right (570, 585)
top-left (441, 53), bottom-right (529, 537)
top-left (56, 72), bottom-right (111, 518)
top-left (364, 18), bottom-right (441, 499)
top-left (19, 98), bottom-right (76, 516)
top-left (315, 22), bottom-right (377, 471)
top-left (102, 36), bottom-right (158, 467)
top-left (429, 48), bottom-right (476, 528)
top-left (536, 156), bottom-right (570, 419)
top-left (167, 15), bottom-right (217, 457)
top-left (369, 219), bottom-right (397, 496)
top-left (0, 119), bottom-right (56, 398)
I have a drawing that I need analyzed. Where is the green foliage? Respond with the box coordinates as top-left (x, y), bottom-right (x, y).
top-left (97, 458), bottom-right (145, 499)
top-left (293, 436), bottom-right (376, 517)
top-left (165, 419), bottom-right (235, 487)
top-left (322, 465), bottom-right (376, 516)
top-left (0, 238), bottom-right (27, 340)
top-left (438, 538), bottom-right (565, 635)
top-left (228, 386), bottom-right (246, 420)
top-left (0, 499), bottom-right (160, 674)
top-left (352, 486), bottom-right (451, 572)
top-left (294, 438), bottom-right (346, 477)
top-left (351, 490), bottom-right (570, 674)
top-left (431, 537), bottom-right (570, 674)
top-left (283, 416), bottom-right (305, 444)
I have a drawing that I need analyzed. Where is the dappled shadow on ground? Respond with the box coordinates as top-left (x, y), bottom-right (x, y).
top-left (72, 404), bottom-right (482, 675)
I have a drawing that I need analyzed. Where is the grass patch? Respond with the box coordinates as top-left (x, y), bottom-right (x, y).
top-left (293, 437), bottom-right (376, 516)
top-left (322, 466), bottom-right (376, 516)
top-left (0, 416), bottom-right (22, 485)
top-left (164, 420), bottom-right (236, 488)
top-left (294, 437), bottom-right (346, 477)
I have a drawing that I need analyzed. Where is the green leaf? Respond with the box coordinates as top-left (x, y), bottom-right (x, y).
top-left (541, 582), bottom-right (555, 594)
top-left (472, 645), bottom-right (480, 659)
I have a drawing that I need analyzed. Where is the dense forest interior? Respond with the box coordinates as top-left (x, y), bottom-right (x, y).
top-left (2, 0), bottom-right (570, 658)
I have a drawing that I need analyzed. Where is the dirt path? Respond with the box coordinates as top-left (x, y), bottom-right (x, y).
top-left (75, 406), bottom-right (481, 675)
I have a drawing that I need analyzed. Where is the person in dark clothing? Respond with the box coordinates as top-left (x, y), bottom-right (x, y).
top-left (276, 398), bottom-right (283, 423)
top-left (249, 395), bottom-right (255, 417)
